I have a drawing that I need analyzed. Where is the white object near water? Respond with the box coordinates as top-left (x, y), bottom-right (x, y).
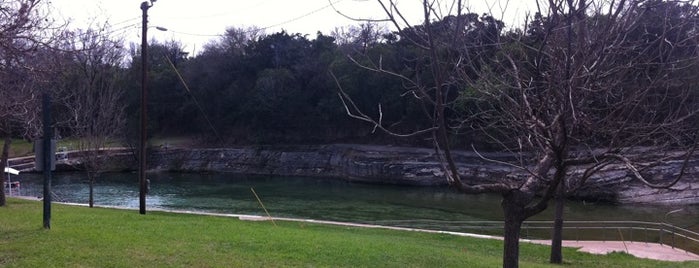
top-left (4, 167), bottom-right (19, 175)
top-left (4, 167), bottom-right (21, 196)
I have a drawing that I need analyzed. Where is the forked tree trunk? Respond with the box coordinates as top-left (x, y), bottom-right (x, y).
top-left (0, 135), bottom-right (11, 206)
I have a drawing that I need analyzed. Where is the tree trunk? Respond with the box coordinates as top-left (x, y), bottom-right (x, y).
top-left (550, 182), bottom-right (565, 263)
top-left (503, 215), bottom-right (523, 268)
top-left (502, 193), bottom-right (527, 268)
top-left (88, 172), bottom-right (94, 208)
top-left (0, 135), bottom-right (11, 206)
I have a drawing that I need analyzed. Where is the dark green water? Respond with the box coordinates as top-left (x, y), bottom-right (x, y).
top-left (14, 172), bottom-right (699, 235)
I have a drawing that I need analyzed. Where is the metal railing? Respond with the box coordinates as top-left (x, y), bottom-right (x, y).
top-left (367, 219), bottom-right (699, 255)
top-left (522, 221), bottom-right (699, 254)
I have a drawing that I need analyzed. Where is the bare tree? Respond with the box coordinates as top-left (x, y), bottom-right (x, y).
top-left (202, 26), bottom-right (265, 56)
top-left (472, 0), bottom-right (699, 264)
top-left (0, 0), bottom-right (61, 206)
top-left (333, 0), bottom-right (699, 267)
top-left (331, 22), bottom-right (389, 52)
top-left (53, 27), bottom-right (127, 208)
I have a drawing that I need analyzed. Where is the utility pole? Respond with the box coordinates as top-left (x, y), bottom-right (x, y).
top-left (42, 93), bottom-right (52, 229)
top-left (139, 0), bottom-right (156, 214)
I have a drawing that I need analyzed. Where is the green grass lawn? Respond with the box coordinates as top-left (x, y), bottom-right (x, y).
top-left (6, 138), bottom-right (101, 158)
top-left (5, 136), bottom-right (196, 158)
top-left (0, 198), bottom-right (695, 267)
top-left (6, 139), bottom-right (33, 158)
top-left (149, 136), bottom-right (197, 148)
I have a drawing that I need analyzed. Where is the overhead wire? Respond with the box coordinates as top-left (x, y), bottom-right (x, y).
top-left (106, 16), bottom-right (141, 27)
top-left (160, 0), bottom-right (346, 38)
top-left (162, 54), bottom-right (223, 142)
top-left (105, 23), bottom-right (140, 37)
top-left (329, 0), bottom-right (390, 22)
top-left (51, 23), bottom-right (139, 53)
top-left (61, 15), bottom-right (141, 39)
top-left (259, 0), bottom-right (345, 31)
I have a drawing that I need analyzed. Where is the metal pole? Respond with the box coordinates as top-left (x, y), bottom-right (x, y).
top-left (42, 93), bottom-right (52, 229)
top-left (139, 1), bottom-right (150, 215)
top-left (6, 164), bottom-right (10, 196)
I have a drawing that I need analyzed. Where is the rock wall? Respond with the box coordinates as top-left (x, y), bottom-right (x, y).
top-left (147, 144), bottom-right (519, 186)
top-left (43, 144), bottom-right (699, 205)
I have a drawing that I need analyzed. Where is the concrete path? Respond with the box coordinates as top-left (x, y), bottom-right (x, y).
top-left (527, 240), bottom-right (699, 262)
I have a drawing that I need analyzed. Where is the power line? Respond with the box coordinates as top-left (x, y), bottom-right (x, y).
top-left (61, 23), bottom-right (140, 42)
top-left (259, 0), bottom-right (345, 31)
top-left (107, 16), bottom-right (141, 27)
top-left (106, 23), bottom-right (140, 37)
top-left (162, 0), bottom-right (346, 38)
top-left (162, 55), bottom-right (222, 142)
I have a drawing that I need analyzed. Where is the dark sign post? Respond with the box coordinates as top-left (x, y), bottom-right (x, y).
top-left (42, 93), bottom-right (52, 229)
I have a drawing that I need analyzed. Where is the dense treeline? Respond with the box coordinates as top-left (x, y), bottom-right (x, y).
top-left (123, 24), bottom-right (481, 146)
top-left (128, 19), bottom-right (485, 145)
top-left (116, 4), bottom-right (696, 149)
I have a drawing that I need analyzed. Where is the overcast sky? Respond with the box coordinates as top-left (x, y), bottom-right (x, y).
top-left (49, 0), bottom-right (532, 55)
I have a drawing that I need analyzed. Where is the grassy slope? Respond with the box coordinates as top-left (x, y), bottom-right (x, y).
top-left (6, 138), bottom-right (129, 158)
top-left (6, 139), bottom-right (76, 158)
top-left (0, 199), bottom-right (695, 268)
top-left (6, 139), bottom-right (33, 158)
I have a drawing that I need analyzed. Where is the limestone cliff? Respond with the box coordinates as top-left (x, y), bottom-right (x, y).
top-left (147, 144), bottom-right (698, 205)
top-left (21, 144), bottom-right (697, 205)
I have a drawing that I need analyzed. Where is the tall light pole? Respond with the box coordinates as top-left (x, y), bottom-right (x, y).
top-left (139, 0), bottom-right (156, 214)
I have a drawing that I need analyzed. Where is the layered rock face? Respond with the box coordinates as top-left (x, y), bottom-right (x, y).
top-left (35, 144), bottom-right (697, 205)
top-left (147, 144), bottom-right (698, 205)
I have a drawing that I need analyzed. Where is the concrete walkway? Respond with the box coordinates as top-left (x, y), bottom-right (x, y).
top-left (527, 240), bottom-right (699, 262)
top-left (13, 197), bottom-right (699, 262)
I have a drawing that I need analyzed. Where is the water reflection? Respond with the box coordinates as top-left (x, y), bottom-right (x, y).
top-left (16, 172), bottom-right (698, 233)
